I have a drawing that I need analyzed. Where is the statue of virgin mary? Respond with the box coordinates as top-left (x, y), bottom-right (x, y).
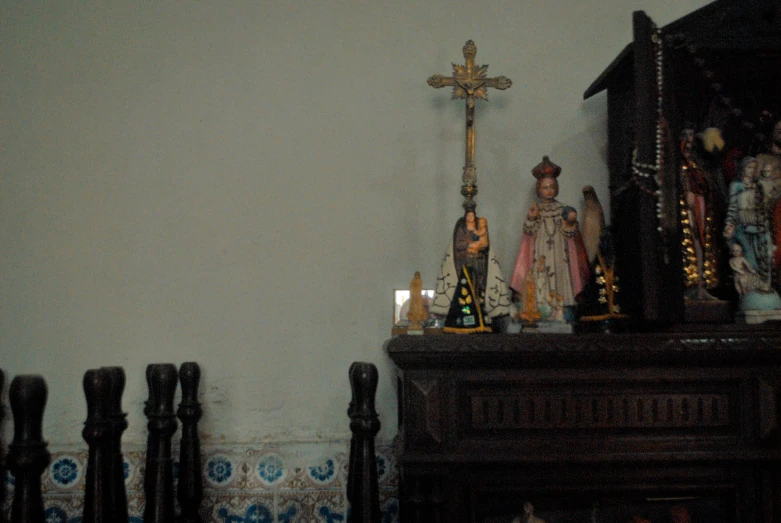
top-left (429, 203), bottom-right (511, 333)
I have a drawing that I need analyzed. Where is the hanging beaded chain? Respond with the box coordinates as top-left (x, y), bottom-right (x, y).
top-left (630, 26), bottom-right (665, 233)
top-left (653, 28), bottom-right (665, 231)
top-left (682, 42), bottom-right (762, 136)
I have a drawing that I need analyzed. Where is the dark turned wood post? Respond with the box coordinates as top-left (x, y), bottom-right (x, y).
top-left (176, 362), bottom-right (203, 523)
top-left (106, 367), bottom-right (129, 523)
top-left (6, 375), bottom-right (50, 523)
top-left (346, 363), bottom-right (358, 522)
top-left (0, 369), bottom-right (5, 523)
top-left (346, 362), bottom-right (381, 523)
top-left (143, 364), bottom-right (153, 496)
top-left (143, 364), bottom-right (178, 523)
top-left (82, 368), bottom-right (113, 523)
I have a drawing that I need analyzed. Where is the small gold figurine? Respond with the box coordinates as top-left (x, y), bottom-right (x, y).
top-left (518, 267), bottom-right (542, 326)
top-left (406, 271), bottom-right (427, 331)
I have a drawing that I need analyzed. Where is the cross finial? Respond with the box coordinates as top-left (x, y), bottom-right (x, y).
top-left (427, 40), bottom-right (512, 210)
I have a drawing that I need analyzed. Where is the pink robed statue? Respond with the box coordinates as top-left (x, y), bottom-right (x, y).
top-left (510, 156), bottom-right (589, 323)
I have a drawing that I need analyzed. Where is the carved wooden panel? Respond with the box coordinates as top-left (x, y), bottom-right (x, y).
top-left (468, 392), bottom-right (730, 430)
top-left (407, 378), bottom-right (443, 445)
top-left (758, 376), bottom-right (780, 441)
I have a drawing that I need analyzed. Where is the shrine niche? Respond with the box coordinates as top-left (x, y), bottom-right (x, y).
top-left (584, 0), bottom-right (781, 326)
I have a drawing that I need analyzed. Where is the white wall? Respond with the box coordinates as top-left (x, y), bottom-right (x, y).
top-left (0, 0), bottom-right (712, 447)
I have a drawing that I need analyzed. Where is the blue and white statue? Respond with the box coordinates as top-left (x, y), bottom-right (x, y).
top-left (724, 156), bottom-right (781, 323)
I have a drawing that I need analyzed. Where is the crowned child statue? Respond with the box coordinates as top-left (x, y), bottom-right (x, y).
top-left (510, 156), bottom-right (590, 327)
top-left (429, 202), bottom-right (512, 333)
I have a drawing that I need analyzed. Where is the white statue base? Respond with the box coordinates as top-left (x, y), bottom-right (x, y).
top-left (738, 309), bottom-right (781, 324)
top-left (523, 321), bottom-right (573, 334)
top-left (736, 289), bottom-right (781, 324)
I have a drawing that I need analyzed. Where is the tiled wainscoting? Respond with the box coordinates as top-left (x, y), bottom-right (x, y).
top-left (6, 441), bottom-right (398, 523)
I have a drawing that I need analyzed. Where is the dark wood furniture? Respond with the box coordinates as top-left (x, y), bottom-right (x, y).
top-left (82, 366), bottom-right (130, 523)
top-left (347, 362), bottom-right (381, 523)
top-left (584, 1), bottom-right (781, 324)
top-left (2, 364), bottom-right (203, 523)
top-left (143, 363), bottom-right (179, 523)
top-left (177, 362), bottom-right (204, 523)
top-left (0, 370), bottom-right (5, 523)
top-left (7, 375), bottom-right (50, 523)
top-left (82, 368), bottom-right (115, 523)
top-left (387, 330), bottom-right (781, 522)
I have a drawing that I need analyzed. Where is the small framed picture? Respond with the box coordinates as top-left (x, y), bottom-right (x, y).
top-left (393, 289), bottom-right (435, 325)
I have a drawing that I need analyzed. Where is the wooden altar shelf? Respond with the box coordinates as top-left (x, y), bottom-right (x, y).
top-left (387, 330), bottom-right (781, 522)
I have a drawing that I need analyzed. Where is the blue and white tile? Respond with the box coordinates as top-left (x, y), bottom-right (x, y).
top-left (206, 492), bottom-right (275, 523)
top-left (47, 455), bottom-right (84, 491)
top-left (205, 453), bottom-right (238, 488)
top-left (125, 493), bottom-right (144, 521)
top-left (255, 452), bottom-right (287, 488)
top-left (375, 446), bottom-right (397, 487)
top-left (122, 457), bottom-right (133, 484)
top-left (123, 450), bottom-right (146, 492)
top-left (34, 440), bottom-right (395, 522)
top-left (279, 490), bottom-right (345, 523)
top-left (43, 496), bottom-right (84, 523)
top-left (306, 457), bottom-right (338, 487)
top-left (43, 504), bottom-right (71, 523)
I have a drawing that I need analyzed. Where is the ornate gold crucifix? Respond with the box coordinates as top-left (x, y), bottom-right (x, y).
top-left (427, 40), bottom-right (512, 209)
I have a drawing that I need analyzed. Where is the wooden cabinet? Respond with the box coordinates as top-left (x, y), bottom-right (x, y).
top-left (584, 3), bottom-right (781, 324)
top-left (387, 330), bottom-right (781, 522)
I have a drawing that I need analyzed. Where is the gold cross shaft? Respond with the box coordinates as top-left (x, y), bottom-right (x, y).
top-left (427, 40), bottom-right (511, 209)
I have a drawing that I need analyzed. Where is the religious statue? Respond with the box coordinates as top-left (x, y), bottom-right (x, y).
top-left (580, 185), bottom-right (605, 265)
top-left (509, 156), bottom-right (589, 325)
top-left (406, 271), bottom-right (427, 332)
top-left (679, 126), bottom-right (726, 300)
top-left (426, 40), bottom-right (512, 211)
top-left (729, 242), bottom-right (769, 295)
top-left (725, 157), bottom-right (771, 279)
top-left (724, 155), bottom-right (781, 322)
top-left (757, 118), bottom-right (781, 284)
top-left (762, 161), bottom-right (781, 181)
top-left (429, 205), bottom-right (511, 333)
top-left (576, 228), bottom-right (629, 331)
top-left (510, 502), bottom-right (546, 523)
top-left (426, 40), bottom-right (513, 332)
